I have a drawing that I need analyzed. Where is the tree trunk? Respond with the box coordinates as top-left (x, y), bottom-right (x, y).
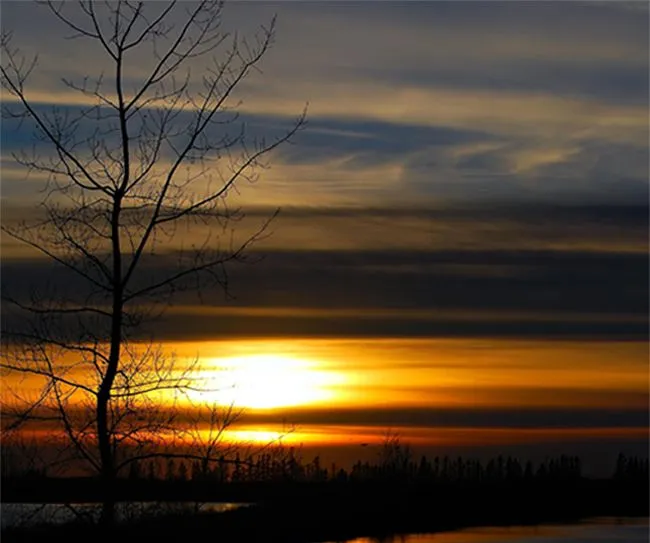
top-left (100, 497), bottom-right (116, 527)
top-left (98, 194), bottom-right (124, 527)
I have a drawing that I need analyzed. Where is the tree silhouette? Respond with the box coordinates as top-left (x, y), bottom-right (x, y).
top-left (1, 0), bottom-right (305, 526)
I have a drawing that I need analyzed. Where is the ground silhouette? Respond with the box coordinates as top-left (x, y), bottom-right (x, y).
top-left (2, 451), bottom-right (647, 542)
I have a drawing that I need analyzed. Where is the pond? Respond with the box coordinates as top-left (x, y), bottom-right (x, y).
top-left (0, 501), bottom-right (250, 529)
top-left (329, 517), bottom-right (648, 543)
top-left (2, 505), bottom-right (646, 543)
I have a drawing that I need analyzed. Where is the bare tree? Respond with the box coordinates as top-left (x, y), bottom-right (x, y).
top-left (1, 0), bottom-right (305, 526)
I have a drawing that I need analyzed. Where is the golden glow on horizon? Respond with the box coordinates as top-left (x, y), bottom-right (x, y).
top-left (161, 337), bottom-right (648, 412)
top-left (14, 424), bottom-right (648, 450)
top-left (2, 338), bottom-right (647, 448)
top-left (212, 424), bottom-right (649, 448)
top-left (181, 353), bottom-right (349, 410)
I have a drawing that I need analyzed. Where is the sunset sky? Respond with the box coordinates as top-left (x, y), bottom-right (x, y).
top-left (1, 1), bottom-right (648, 474)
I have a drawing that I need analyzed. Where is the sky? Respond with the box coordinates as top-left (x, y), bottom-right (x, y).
top-left (1, 1), bottom-right (648, 474)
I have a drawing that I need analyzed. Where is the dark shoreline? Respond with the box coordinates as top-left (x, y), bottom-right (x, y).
top-left (2, 478), bottom-right (648, 543)
top-left (2, 508), bottom-right (647, 543)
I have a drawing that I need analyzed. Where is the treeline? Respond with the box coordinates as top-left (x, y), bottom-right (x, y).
top-left (614, 453), bottom-right (650, 482)
top-left (2, 446), bottom-right (648, 514)
top-left (126, 449), bottom-right (647, 485)
top-left (3, 431), bottom-right (648, 486)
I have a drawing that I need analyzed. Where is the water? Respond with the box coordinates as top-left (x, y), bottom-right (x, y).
top-left (0, 501), bottom-right (250, 529)
top-left (2, 506), bottom-right (646, 543)
top-left (333, 517), bottom-right (649, 543)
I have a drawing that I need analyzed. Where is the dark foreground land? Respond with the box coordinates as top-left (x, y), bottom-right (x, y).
top-left (2, 477), bottom-right (648, 543)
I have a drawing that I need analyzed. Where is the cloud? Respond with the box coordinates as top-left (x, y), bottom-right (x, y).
top-left (3, 104), bottom-right (647, 210)
top-left (402, 137), bottom-right (649, 204)
top-left (239, 406), bottom-right (650, 430)
top-left (274, 118), bottom-right (494, 167)
top-left (2, 1), bottom-right (647, 212)
top-left (3, 203), bottom-right (647, 342)
top-left (2, 1), bottom-right (647, 344)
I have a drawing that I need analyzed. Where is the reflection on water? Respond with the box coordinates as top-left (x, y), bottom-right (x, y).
top-left (0, 502), bottom-right (250, 529)
top-left (336, 517), bottom-right (649, 543)
top-left (2, 507), bottom-right (646, 542)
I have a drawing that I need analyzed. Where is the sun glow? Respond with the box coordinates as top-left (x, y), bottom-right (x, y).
top-left (185, 353), bottom-right (346, 410)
